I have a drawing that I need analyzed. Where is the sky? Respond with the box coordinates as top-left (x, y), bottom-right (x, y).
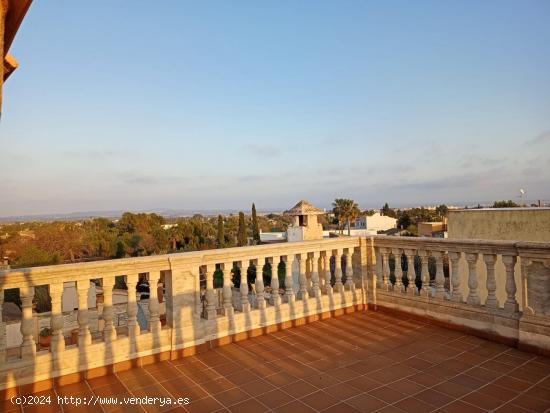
top-left (1, 0), bottom-right (550, 217)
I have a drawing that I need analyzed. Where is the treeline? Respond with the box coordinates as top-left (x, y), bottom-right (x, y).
top-left (0, 205), bottom-right (290, 268)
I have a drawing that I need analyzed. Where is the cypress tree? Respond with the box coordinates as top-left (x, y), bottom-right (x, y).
top-left (251, 203), bottom-right (260, 244)
top-left (237, 212), bottom-right (247, 246)
top-left (217, 215), bottom-right (224, 248)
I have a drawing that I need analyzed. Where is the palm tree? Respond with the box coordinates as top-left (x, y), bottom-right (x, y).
top-left (332, 198), bottom-right (361, 236)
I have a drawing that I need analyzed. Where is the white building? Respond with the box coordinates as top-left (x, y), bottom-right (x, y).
top-left (355, 212), bottom-right (397, 232)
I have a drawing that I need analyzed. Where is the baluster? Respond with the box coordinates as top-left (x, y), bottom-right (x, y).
top-left (240, 262), bottom-right (251, 313)
top-left (126, 273), bottom-right (141, 339)
top-left (102, 276), bottom-right (117, 344)
top-left (203, 265), bottom-right (217, 319)
top-left (256, 258), bottom-right (266, 309)
top-left (381, 248), bottom-right (391, 291)
top-left (483, 254), bottom-right (499, 308)
top-left (323, 253), bottom-right (333, 296)
top-left (448, 252), bottom-right (463, 302)
top-left (434, 251), bottom-right (446, 299)
top-left (466, 253), bottom-right (481, 305)
top-left (269, 257), bottom-right (281, 307)
top-left (77, 280), bottom-right (92, 347)
top-left (298, 253), bottom-right (308, 299)
top-left (311, 252), bottom-right (321, 297)
top-left (284, 255), bottom-right (295, 303)
top-left (345, 249), bottom-right (355, 291)
top-left (334, 249), bottom-right (344, 293)
top-left (148, 272), bottom-right (162, 333)
top-left (502, 255), bottom-right (519, 313)
top-left (20, 285), bottom-right (35, 358)
top-left (0, 290), bottom-right (6, 363)
top-left (222, 262), bottom-right (234, 316)
top-left (392, 248), bottom-right (403, 292)
top-left (405, 249), bottom-right (416, 295)
top-left (418, 250), bottom-right (430, 297)
top-left (375, 248), bottom-right (384, 288)
top-left (49, 282), bottom-right (66, 355)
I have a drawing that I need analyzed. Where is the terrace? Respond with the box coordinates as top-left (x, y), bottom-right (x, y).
top-left (1, 235), bottom-right (550, 412)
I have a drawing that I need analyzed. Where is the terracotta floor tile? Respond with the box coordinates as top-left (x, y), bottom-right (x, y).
top-left (255, 389), bottom-right (294, 408)
top-left (280, 380), bottom-right (318, 399)
top-left (272, 400), bottom-right (315, 413)
top-left (347, 376), bottom-right (383, 392)
top-left (300, 389), bottom-right (340, 411)
top-left (324, 382), bottom-right (362, 401)
top-left (461, 390), bottom-right (505, 411)
top-left (510, 393), bottom-right (550, 411)
top-left (323, 402), bottom-right (363, 413)
top-left (448, 374), bottom-right (485, 390)
top-left (439, 400), bottom-right (486, 413)
top-left (86, 375), bottom-right (123, 389)
top-left (201, 377), bottom-right (237, 395)
top-left (163, 382), bottom-right (207, 402)
top-left (303, 372), bottom-right (340, 389)
top-left (415, 389), bottom-right (454, 408)
top-left (239, 378), bottom-right (275, 397)
top-left (184, 396), bottom-right (223, 413)
top-left (214, 387), bottom-right (251, 408)
top-left (263, 371), bottom-right (298, 387)
top-left (345, 392), bottom-right (388, 413)
top-left (227, 398), bottom-right (268, 413)
top-left (431, 381), bottom-right (472, 399)
top-left (393, 396), bottom-right (434, 413)
top-left (368, 386), bottom-right (406, 404)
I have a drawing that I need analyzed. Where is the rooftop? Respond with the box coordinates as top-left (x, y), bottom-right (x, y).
top-left (4, 310), bottom-right (550, 413)
top-left (284, 200), bottom-right (325, 216)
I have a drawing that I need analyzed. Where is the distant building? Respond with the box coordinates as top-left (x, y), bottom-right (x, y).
top-left (418, 221), bottom-right (447, 238)
top-left (355, 213), bottom-right (397, 232)
top-left (448, 208), bottom-right (550, 242)
top-left (285, 200), bottom-right (324, 242)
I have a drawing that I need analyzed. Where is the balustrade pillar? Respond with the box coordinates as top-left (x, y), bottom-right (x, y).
top-left (345, 249), bottom-right (355, 290)
top-left (502, 255), bottom-right (519, 313)
top-left (448, 252), bottom-right (463, 302)
top-left (204, 266), bottom-right (217, 320)
top-left (323, 253), bottom-right (332, 296)
top-left (311, 252), bottom-right (321, 297)
top-left (126, 273), bottom-right (141, 339)
top-left (418, 250), bottom-right (430, 297)
top-left (392, 249), bottom-right (403, 292)
top-left (239, 262), bottom-right (251, 313)
top-left (434, 251), bottom-right (446, 299)
top-left (256, 258), bottom-right (266, 309)
top-left (269, 257), bottom-right (281, 307)
top-left (77, 280), bottom-right (92, 347)
top-left (466, 253), bottom-right (481, 305)
top-left (298, 254), bottom-right (308, 299)
top-left (222, 262), bottom-right (234, 316)
top-left (405, 250), bottom-right (416, 295)
top-left (483, 254), bottom-right (499, 308)
top-left (0, 291), bottom-right (5, 363)
top-left (49, 283), bottom-right (66, 355)
top-left (284, 256), bottom-right (295, 303)
top-left (334, 249), bottom-right (344, 293)
top-left (20, 286), bottom-right (35, 358)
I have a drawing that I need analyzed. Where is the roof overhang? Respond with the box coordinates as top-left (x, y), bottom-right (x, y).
top-left (3, 0), bottom-right (32, 80)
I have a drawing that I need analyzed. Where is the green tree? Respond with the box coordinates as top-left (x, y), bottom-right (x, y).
top-left (237, 212), bottom-right (247, 246)
top-left (217, 215), bottom-right (225, 248)
top-left (381, 203), bottom-right (397, 218)
top-left (251, 203), bottom-right (260, 244)
top-left (493, 200), bottom-right (519, 208)
top-left (332, 198), bottom-right (361, 235)
top-left (435, 204), bottom-right (449, 218)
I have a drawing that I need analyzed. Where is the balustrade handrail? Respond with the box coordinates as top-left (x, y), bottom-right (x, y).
top-left (0, 237), bottom-right (361, 289)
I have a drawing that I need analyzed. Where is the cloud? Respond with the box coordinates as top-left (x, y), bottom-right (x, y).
top-left (528, 130), bottom-right (550, 145)
top-left (242, 144), bottom-right (282, 158)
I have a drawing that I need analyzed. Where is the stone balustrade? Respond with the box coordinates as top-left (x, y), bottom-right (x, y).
top-left (0, 235), bottom-right (549, 392)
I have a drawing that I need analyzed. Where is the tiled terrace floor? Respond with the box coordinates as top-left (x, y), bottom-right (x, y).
top-left (4, 311), bottom-right (550, 413)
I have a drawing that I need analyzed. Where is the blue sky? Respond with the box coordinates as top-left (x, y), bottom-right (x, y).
top-left (1, 0), bottom-right (549, 216)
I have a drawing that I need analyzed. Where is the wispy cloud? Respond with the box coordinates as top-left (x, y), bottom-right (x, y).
top-left (528, 130), bottom-right (550, 145)
top-left (242, 144), bottom-right (282, 158)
